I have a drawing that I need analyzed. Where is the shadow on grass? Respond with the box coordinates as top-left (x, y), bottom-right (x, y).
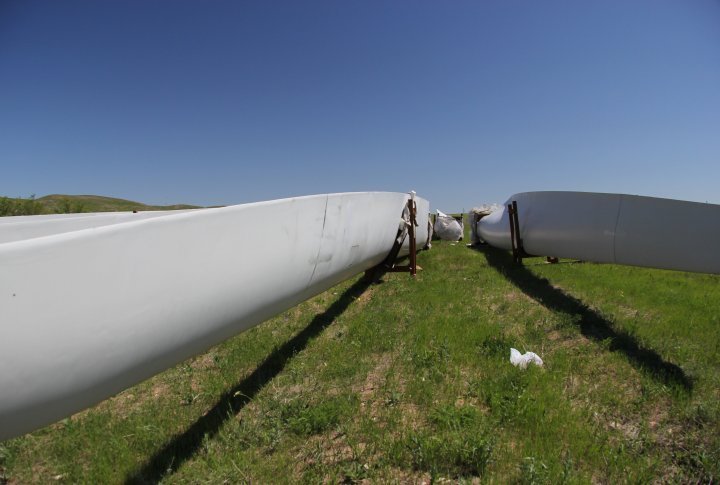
top-left (477, 246), bottom-right (693, 392)
top-left (125, 276), bottom-right (374, 484)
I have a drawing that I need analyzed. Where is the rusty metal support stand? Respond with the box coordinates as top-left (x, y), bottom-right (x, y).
top-left (508, 200), bottom-right (528, 264)
top-left (366, 194), bottom-right (421, 281)
top-left (409, 198), bottom-right (417, 275)
top-left (389, 196), bottom-right (419, 276)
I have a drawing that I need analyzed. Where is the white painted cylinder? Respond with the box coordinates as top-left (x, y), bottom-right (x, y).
top-left (0, 192), bottom-right (429, 440)
top-left (478, 191), bottom-right (720, 274)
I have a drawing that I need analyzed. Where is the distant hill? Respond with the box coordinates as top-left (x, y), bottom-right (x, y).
top-left (38, 194), bottom-right (200, 213)
top-left (0, 194), bottom-right (201, 216)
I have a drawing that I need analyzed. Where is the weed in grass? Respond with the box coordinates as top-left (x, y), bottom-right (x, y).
top-left (519, 456), bottom-right (549, 484)
top-left (282, 396), bottom-right (357, 437)
top-left (410, 338), bottom-right (451, 382)
top-left (683, 402), bottom-right (716, 429)
top-left (383, 390), bottom-right (402, 407)
top-left (429, 404), bottom-right (482, 432)
top-left (560, 453), bottom-right (575, 483)
top-left (393, 431), bottom-right (493, 478)
top-left (478, 335), bottom-right (513, 358)
top-left (339, 460), bottom-right (370, 483)
top-left (477, 369), bottom-right (533, 424)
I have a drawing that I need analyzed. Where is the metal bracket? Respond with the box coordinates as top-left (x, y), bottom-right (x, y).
top-left (508, 200), bottom-right (530, 264)
top-left (365, 193), bottom-right (421, 280)
top-left (508, 200), bottom-right (557, 264)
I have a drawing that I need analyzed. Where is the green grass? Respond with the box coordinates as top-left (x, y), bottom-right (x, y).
top-left (0, 194), bottom-right (199, 216)
top-left (2, 229), bottom-right (719, 483)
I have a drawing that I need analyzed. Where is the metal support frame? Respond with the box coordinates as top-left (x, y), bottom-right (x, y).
top-left (365, 193), bottom-right (422, 281)
top-left (508, 200), bottom-right (529, 264)
top-left (469, 210), bottom-right (490, 246)
top-left (388, 195), bottom-right (419, 276)
top-left (424, 219), bottom-right (433, 250)
top-left (508, 200), bottom-right (556, 264)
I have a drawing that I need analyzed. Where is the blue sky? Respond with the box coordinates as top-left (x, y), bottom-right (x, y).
top-left (1, 0), bottom-right (719, 211)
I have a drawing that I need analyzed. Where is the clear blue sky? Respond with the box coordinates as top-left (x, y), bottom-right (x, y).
top-left (2, 0), bottom-right (719, 211)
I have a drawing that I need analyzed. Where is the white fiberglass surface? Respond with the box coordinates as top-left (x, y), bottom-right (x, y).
top-left (477, 191), bottom-right (720, 274)
top-left (0, 210), bottom-right (199, 244)
top-left (0, 192), bottom-right (428, 440)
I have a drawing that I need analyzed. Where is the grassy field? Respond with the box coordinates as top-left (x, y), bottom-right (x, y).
top-left (0, 194), bottom-right (199, 216)
top-left (1, 230), bottom-right (719, 483)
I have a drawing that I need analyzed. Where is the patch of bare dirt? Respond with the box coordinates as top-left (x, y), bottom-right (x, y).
top-left (393, 402), bottom-right (421, 432)
top-left (151, 382), bottom-right (169, 399)
top-left (381, 467), bottom-right (433, 484)
top-left (606, 418), bottom-right (640, 440)
top-left (353, 286), bottom-right (376, 308)
top-left (358, 353), bottom-right (393, 419)
top-left (293, 430), bottom-right (369, 477)
top-left (189, 351), bottom-right (217, 371)
top-left (647, 402), bottom-right (669, 431)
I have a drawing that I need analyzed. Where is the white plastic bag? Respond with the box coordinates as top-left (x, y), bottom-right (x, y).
top-left (509, 348), bottom-right (543, 369)
top-left (433, 210), bottom-right (463, 241)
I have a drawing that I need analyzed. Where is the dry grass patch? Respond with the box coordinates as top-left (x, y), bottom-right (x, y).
top-left (358, 353), bottom-right (393, 417)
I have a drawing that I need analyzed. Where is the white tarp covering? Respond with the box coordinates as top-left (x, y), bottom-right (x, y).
top-left (433, 210), bottom-right (463, 241)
